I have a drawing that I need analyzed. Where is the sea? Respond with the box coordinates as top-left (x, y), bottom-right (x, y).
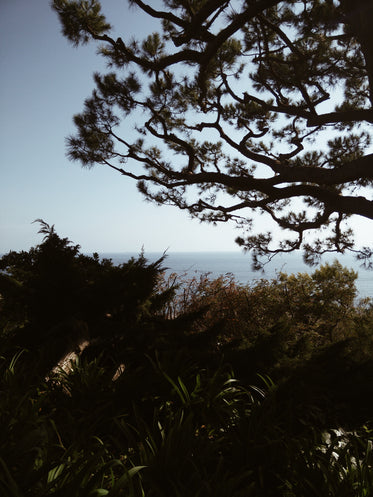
top-left (102, 251), bottom-right (373, 301)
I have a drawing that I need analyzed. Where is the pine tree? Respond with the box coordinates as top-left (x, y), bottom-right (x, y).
top-left (53, 0), bottom-right (373, 267)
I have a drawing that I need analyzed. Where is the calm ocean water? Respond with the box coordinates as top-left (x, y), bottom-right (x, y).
top-left (103, 251), bottom-right (373, 300)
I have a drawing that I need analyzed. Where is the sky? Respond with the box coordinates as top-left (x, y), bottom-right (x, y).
top-left (0, 0), bottom-right (243, 254)
top-left (0, 0), bottom-right (372, 256)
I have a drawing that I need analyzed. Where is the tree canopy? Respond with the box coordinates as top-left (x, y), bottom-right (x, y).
top-left (53, 0), bottom-right (373, 267)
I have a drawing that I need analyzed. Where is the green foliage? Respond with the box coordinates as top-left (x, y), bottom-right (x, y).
top-left (1, 225), bottom-right (373, 495)
top-left (161, 261), bottom-right (362, 359)
top-left (1, 345), bottom-right (372, 496)
top-left (52, 0), bottom-right (111, 46)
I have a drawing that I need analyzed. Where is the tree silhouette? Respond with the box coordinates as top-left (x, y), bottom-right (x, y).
top-left (53, 0), bottom-right (373, 267)
top-left (0, 220), bottom-right (171, 375)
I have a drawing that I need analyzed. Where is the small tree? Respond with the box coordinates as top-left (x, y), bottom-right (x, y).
top-left (0, 220), bottom-right (171, 374)
top-left (52, 0), bottom-right (373, 267)
top-left (274, 261), bottom-right (358, 341)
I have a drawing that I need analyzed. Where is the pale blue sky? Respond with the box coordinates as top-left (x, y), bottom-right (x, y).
top-left (0, 0), bottom-right (243, 254)
top-left (1, 0), bottom-right (372, 255)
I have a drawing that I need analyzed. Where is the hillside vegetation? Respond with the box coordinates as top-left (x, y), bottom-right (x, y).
top-left (1, 223), bottom-right (372, 496)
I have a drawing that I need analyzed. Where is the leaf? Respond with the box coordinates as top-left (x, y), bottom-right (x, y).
top-left (47, 463), bottom-right (65, 483)
top-left (88, 490), bottom-right (109, 496)
top-left (106, 466), bottom-right (146, 496)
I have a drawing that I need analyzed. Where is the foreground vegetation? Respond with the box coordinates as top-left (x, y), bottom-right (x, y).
top-left (1, 222), bottom-right (372, 496)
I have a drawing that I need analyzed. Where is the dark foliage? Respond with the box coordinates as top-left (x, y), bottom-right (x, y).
top-left (0, 220), bottom-right (178, 377)
top-left (1, 224), bottom-right (372, 495)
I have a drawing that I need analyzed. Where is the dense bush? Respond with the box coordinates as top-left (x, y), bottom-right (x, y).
top-left (160, 262), bottom-right (371, 371)
top-left (0, 220), bottom-right (180, 378)
top-left (1, 224), bottom-right (372, 495)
